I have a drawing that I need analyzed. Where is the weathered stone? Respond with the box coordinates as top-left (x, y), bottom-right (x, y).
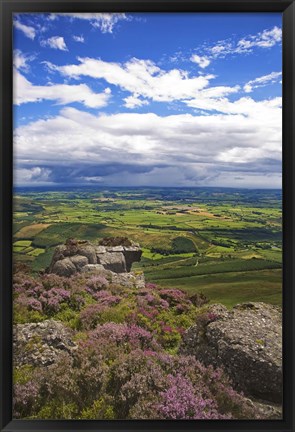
top-left (110, 271), bottom-right (145, 289)
top-left (70, 255), bottom-right (89, 270)
top-left (77, 245), bottom-right (97, 264)
top-left (251, 400), bottom-right (282, 420)
top-left (106, 245), bottom-right (124, 252)
top-left (48, 244), bottom-right (67, 272)
top-left (13, 320), bottom-right (77, 367)
top-left (81, 264), bottom-right (105, 273)
top-left (97, 252), bottom-right (126, 273)
top-left (95, 246), bottom-right (107, 254)
top-left (49, 238), bottom-right (142, 277)
top-left (52, 257), bottom-right (76, 277)
top-left (181, 302), bottom-right (282, 403)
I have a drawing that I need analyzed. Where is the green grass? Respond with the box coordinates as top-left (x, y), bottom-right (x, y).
top-left (152, 269), bottom-right (282, 308)
top-left (23, 247), bottom-right (34, 253)
top-left (32, 223), bottom-right (106, 248)
top-left (143, 258), bottom-right (281, 280)
top-left (13, 246), bottom-right (26, 252)
top-left (13, 240), bottom-right (32, 247)
top-left (27, 248), bottom-right (45, 257)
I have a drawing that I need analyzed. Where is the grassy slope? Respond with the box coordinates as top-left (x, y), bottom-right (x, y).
top-left (151, 269), bottom-right (282, 308)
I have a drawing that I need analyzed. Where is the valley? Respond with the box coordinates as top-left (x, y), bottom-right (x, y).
top-left (13, 186), bottom-right (282, 307)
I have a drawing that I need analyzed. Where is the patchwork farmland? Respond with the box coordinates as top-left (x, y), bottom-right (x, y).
top-left (13, 187), bottom-right (282, 307)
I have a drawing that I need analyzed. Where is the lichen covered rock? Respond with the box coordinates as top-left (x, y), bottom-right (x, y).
top-left (52, 257), bottom-right (76, 277)
top-left (181, 302), bottom-right (282, 403)
top-left (13, 320), bottom-right (77, 367)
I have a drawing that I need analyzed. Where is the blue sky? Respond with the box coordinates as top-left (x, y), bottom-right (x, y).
top-left (13, 12), bottom-right (282, 188)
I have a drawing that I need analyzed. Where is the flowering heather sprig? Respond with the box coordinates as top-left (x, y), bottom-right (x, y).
top-left (145, 283), bottom-right (158, 290)
top-left (138, 307), bottom-right (159, 320)
top-left (13, 381), bottom-right (40, 418)
top-left (13, 277), bottom-right (38, 294)
top-left (159, 299), bottom-right (169, 310)
top-left (84, 323), bottom-right (161, 352)
top-left (79, 303), bottom-right (108, 329)
top-left (16, 295), bottom-right (43, 312)
top-left (41, 273), bottom-right (70, 290)
top-left (162, 325), bottom-right (173, 333)
top-left (144, 294), bottom-right (157, 304)
top-left (40, 288), bottom-right (71, 313)
top-left (92, 291), bottom-right (121, 306)
top-left (69, 294), bottom-right (85, 311)
top-left (159, 288), bottom-right (188, 305)
top-left (156, 373), bottom-right (231, 420)
top-left (87, 275), bottom-right (109, 291)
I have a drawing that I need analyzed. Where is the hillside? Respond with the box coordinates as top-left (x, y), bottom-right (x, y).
top-left (13, 239), bottom-right (282, 420)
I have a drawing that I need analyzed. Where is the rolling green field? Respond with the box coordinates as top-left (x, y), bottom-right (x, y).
top-left (13, 187), bottom-right (282, 307)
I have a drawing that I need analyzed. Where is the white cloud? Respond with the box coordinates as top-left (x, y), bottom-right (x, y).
top-left (237, 26), bottom-right (282, 52)
top-left (14, 99), bottom-right (282, 187)
top-left (14, 70), bottom-right (111, 108)
top-left (243, 71), bottom-right (282, 93)
top-left (46, 57), bottom-right (219, 104)
top-left (73, 35), bottom-right (85, 43)
top-left (199, 85), bottom-right (240, 99)
top-left (41, 36), bottom-right (68, 51)
top-left (52, 13), bottom-right (128, 33)
top-left (14, 19), bottom-right (36, 40)
top-left (45, 56), bottom-right (245, 113)
top-left (14, 167), bottom-right (51, 185)
top-left (210, 43), bottom-right (231, 55)
top-left (123, 95), bottom-right (149, 109)
top-left (185, 93), bottom-right (282, 134)
top-left (13, 50), bottom-right (35, 72)
top-left (190, 54), bottom-right (211, 69)
top-left (47, 14), bottom-right (57, 21)
top-left (208, 26), bottom-right (282, 59)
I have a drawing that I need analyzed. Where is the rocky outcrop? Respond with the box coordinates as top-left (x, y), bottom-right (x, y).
top-left (51, 257), bottom-right (77, 277)
top-left (13, 320), bottom-right (77, 367)
top-left (110, 271), bottom-right (145, 289)
top-left (180, 302), bottom-right (282, 403)
top-left (48, 238), bottom-right (142, 277)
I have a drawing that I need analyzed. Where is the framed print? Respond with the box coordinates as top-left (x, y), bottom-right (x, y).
top-left (1, 0), bottom-right (294, 431)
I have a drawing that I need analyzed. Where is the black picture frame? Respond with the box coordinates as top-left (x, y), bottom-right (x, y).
top-left (1, 1), bottom-right (294, 431)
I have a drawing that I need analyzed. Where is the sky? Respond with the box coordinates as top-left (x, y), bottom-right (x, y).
top-left (13, 12), bottom-right (282, 188)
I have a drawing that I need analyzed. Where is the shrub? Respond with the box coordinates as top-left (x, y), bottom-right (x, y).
top-left (80, 398), bottom-right (115, 420)
top-left (156, 374), bottom-right (224, 419)
top-left (12, 270), bottom-right (259, 420)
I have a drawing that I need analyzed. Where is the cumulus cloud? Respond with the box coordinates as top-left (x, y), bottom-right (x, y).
top-left (45, 56), bottom-right (243, 109)
top-left (190, 54), bottom-right (211, 69)
top-left (243, 71), bottom-right (282, 93)
top-left (41, 36), bottom-right (68, 51)
top-left (14, 70), bottom-right (111, 108)
top-left (14, 19), bottom-right (36, 40)
top-left (49, 57), bottom-right (215, 100)
top-left (51, 13), bottom-right (128, 33)
top-left (46, 56), bottom-right (244, 113)
top-left (14, 102), bottom-right (282, 187)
